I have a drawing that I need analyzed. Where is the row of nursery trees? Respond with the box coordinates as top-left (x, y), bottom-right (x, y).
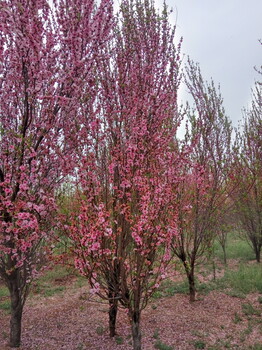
top-left (0, 0), bottom-right (261, 348)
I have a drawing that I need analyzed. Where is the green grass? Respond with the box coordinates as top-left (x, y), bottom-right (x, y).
top-left (115, 336), bottom-right (124, 345)
top-left (193, 340), bottom-right (206, 349)
top-left (214, 232), bottom-right (255, 262)
top-left (248, 344), bottom-right (262, 350)
top-left (218, 264), bottom-right (262, 295)
top-left (242, 302), bottom-right (261, 317)
top-left (0, 299), bottom-right (11, 313)
top-left (152, 278), bottom-right (188, 298)
top-left (0, 286), bottom-right (9, 298)
top-left (37, 265), bottom-right (74, 283)
top-left (43, 285), bottom-right (65, 297)
top-left (0, 285), bottom-right (10, 314)
top-left (153, 277), bottom-right (218, 299)
top-left (96, 325), bottom-right (105, 335)
top-left (154, 340), bottom-right (173, 350)
top-left (31, 265), bottom-right (76, 297)
top-left (153, 260), bottom-right (261, 302)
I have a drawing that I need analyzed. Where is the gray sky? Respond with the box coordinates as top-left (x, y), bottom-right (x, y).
top-left (156, 0), bottom-right (262, 126)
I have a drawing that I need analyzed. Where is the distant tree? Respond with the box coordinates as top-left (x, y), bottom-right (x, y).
top-left (231, 81), bottom-right (262, 262)
top-left (215, 210), bottom-right (234, 265)
top-left (172, 59), bottom-right (233, 301)
top-left (69, 1), bottom-right (183, 349)
top-left (0, 0), bottom-right (113, 347)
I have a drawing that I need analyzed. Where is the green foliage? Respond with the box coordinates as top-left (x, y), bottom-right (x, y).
top-left (95, 325), bottom-right (105, 335)
top-left (233, 312), bottom-right (242, 324)
top-left (152, 278), bottom-right (189, 298)
top-left (43, 286), bottom-right (65, 297)
top-left (0, 299), bottom-right (11, 313)
top-left (0, 286), bottom-right (9, 298)
top-left (154, 339), bottom-right (173, 350)
top-left (115, 336), bottom-right (124, 345)
top-left (193, 340), bottom-right (206, 349)
top-left (219, 264), bottom-right (262, 295)
top-left (214, 232), bottom-right (254, 262)
top-left (224, 289), bottom-right (246, 299)
top-left (153, 277), bottom-right (217, 299)
top-left (243, 321), bottom-right (253, 335)
top-left (248, 344), bottom-right (262, 350)
top-left (153, 328), bottom-right (160, 339)
top-left (32, 265), bottom-right (75, 297)
top-left (38, 265), bottom-right (74, 283)
top-left (242, 302), bottom-right (261, 316)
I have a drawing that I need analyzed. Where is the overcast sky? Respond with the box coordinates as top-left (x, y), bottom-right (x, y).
top-left (155, 0), bottom-right (262, 127)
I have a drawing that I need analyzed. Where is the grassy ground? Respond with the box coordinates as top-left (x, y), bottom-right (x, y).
top-left (213, 231), bottom-right (256, 262)
top-left (154, 232), bottom-right (261, 299)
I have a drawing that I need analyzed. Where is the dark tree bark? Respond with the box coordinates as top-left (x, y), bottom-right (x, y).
top-left (130, 310), bottom-right (141, 350)
top-left (108, 298), bottom-right (118, 337)
top-left (8, 272), bottom-right (24, 348)
top-left (183, 260), bottom-right (196, 302)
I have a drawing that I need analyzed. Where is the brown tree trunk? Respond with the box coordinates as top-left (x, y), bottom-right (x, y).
top-left (109, 298), bottom-right (118, 337)
top-left (130, 310), bottom-right (141, 350)
top-left (9, 279), bottom-right (23, 347)
top-left (183, 262), bottom-right (196, 302)
top-left (251, 237), bottom-right (261, 263)
top-left (255, 247), bottom-right (261, 263)
top-left (222, 245), bottom-right (227, 265)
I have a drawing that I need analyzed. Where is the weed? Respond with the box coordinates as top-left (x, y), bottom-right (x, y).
top-left (95, 325), bottom-right (105, 335)
top-left (153, 328), bottom-right (160, 339)
top-left (214, 232), bottom-right (254, 261)
top-left (193, 340), bottom-right (206, 349)
top-left (38, 265), bottom-right (73, 283)
top-left (154, 339), bottom-right (173, 350)
top-left (0, 286), bottom-right (9, 298)
top-left (219, 264), bottom-right (262, 295)
top-left (2, 331), bottom-right (8, 339)
top-left (44, 286), bottom-right (65, 297)
top-left (115, 336), bottom-right (124, 345)
top-left (75, 276), bottom-right (86, 288)
top-left (191, 330), bottom-right (207, 338)
top-left (258, 296), bottom-right (262, 304)
top-left (0, 300), bottom-right (11, 313)
top-left (233, 312), bottom-right (242, 324)
top-left (249, 344), bottom-right (262, 350)
top-left (244, 321), bottom-right (253, 335)
top-left (242, 302), bottom-right (261, 316)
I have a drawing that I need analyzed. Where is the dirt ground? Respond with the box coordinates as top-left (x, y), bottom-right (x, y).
top-left (0, 275), bottom-right (261, 350)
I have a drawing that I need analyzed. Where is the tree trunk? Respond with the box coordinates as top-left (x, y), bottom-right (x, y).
top-left (255, 247), bottom-right (261, 263)
top-left (252, 241), bottom-right (261, 263)
top-left (9, 280), bottom-right (23, 347)
top-left (188, 271), bottom-right (196, 302)
top-left (109, 298), bottom-right (118, 337)
top-left (222, 244), bottom-right (227, 265)
top-left (183, 262), bottom-right (196, 302)
top-left (130, 310), bottom-right (141, 350)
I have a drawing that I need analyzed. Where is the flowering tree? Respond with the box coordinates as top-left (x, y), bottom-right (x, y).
top-left (69, 1), bottom-right (183, 349)
top-left (231, 81), bottom-right (262, 262)
top-left (172, 59), bottom-right (233, 301)
top-left (0, 0), bottom-right (113, 347)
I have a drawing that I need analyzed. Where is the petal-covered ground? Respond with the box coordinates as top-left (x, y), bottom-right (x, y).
top-left (0, 277), bottom-right (261, 350)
